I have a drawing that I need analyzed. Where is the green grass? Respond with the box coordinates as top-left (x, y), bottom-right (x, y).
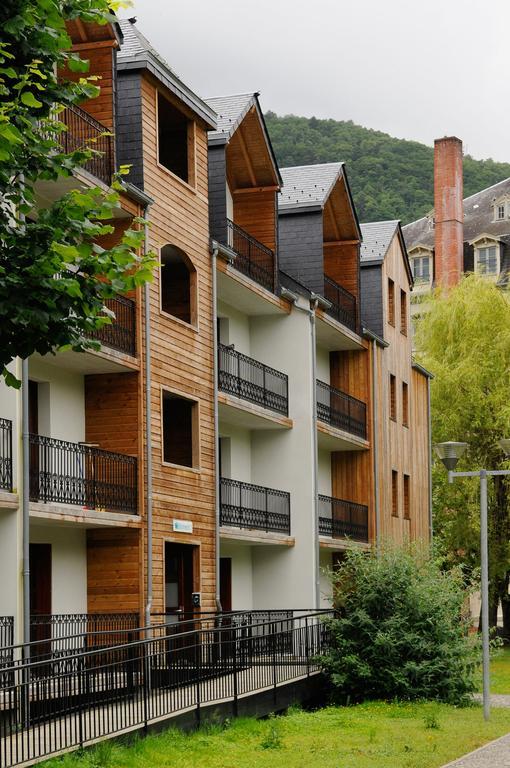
top-left (489, 646), bottom-right (510, 694)
top-left (41, 702), bottom-right (510, 768)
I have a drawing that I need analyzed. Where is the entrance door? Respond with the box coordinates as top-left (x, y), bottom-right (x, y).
top-left (30, 543), bottom-right (52, 657)
top-left (220, 558), bottom-right (232, 613)
top-left (164, 543), bottom-right (196, 621)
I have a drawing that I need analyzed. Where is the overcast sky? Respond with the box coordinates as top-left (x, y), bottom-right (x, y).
top-left (126, 0), bottom-right (510, 163)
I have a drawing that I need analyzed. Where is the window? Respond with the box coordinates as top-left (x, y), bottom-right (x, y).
top-left (476, 245), bottom-right (499, 276)
top-left (160, 244), bottom-right (196, 325)
top-left (389, 374), bottom-right (396, 421)
top-left (400, 289), bottom-right (407, 335)
top-left (388, 278), bottom-right (395, 326)
top-left (402, 381), bottom-right (409, 427)
top-left (498, 204), bottom-right (505, 220)
top-left (162, 391), bottom-right (199, 468)
top-left (392, 470), bottom-right (398, 517)
top-left (412, 255), bottom-right (431, 284)
top-left (157, 92), bottom-right (193, 184)
top-left (403, 474), bottom-right (410, 519)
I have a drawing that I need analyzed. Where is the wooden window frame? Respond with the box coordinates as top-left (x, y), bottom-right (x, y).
top-left (389, 374), bottom-right (397, 422)
top-left (400, 289), bottom-right (407, 336)
top-left (403, 474), bottom-right (410, 520)
top-left (159, 244), bottom-right (199, 331)
top-left (388, 278), bottom-right (395, 327)
top-left (392, 470), bottom-right (399, 517)
top-left (402, 381), bottom-right (409, 427)
top-left (160, 387), bottom-right (201, 472)
top-left (155, 88), bottom-right (197, 193)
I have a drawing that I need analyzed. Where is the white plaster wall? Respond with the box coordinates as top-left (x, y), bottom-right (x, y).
top-left (218, 424), bottom-right (251, 483)
top-left (319, 550), bottom-right (334, 608)
top-left (0, 510), bottom-right (21, 620)
top-left (249, 299), bottom-right (317, 609)
top-left (318, 450), bottom-right (332, 496)
top-left (220, 542), bottom-right (253, 610)
top-left (0, 361), bottom-right (21, 490)
top-left (30, 525), bottom-right (87, 614)
top-left (226, 183), bottom-right (234, 222)
top-left (217, 301), bottom-right (250, 354)
top-left (316, 344), bottom-right (330, 384)
top-left (28, 359), bottom-right (85, 443)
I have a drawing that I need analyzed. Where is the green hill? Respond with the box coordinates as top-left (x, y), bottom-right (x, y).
top-left (265, 112), bottom-right (510, 224)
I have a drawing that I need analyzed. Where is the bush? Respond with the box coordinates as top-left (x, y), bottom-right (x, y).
top-left (320, 544), bottom-right (479, 704)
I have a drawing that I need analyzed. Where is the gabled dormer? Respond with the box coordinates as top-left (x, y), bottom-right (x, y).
top-left (205, 93), bottom-right (282, 293)
top-left (278, 163), bottom-right (362, 333)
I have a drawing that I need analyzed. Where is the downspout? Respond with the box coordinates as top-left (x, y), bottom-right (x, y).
top-left (371, 338), bottom-right (380, 552)
top-left (211, 244), bottom-right (221, 612)
top-left (309, 298), bottom-right (320, 608)
top-left (427, 376), bottom-right (433, 543)
top-left (21, 359), bottom-right (30, 650)
top-left (143, 202), bottom-right (154, 630)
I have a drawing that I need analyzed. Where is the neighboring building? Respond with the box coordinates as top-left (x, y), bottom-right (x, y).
top-left (404, 136), bottom-right (510, 295)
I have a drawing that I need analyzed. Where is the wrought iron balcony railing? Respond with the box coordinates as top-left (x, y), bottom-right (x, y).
top-left (323, 275), bottom-right (357, 332)
top-left (220, 477), bottom-right (290, 534)
top-left (316, 380), bottom-right (367, 439)
top-left (318, 494), bottom-right (369, 542)
top-left (226, 219), bottom-right (276, 293)
top-left (0, 418), bottom-right (12, 492)
top-left (88, 295), bottom-right (137, 357)
top-left (218, 343), bottom-right (288, 416)
top-left (48, 103), bottom-right (114, 186)
top-left (29, 434), bottom-right (138, 514)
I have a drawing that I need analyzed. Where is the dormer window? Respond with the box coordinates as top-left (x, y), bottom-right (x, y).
top-left (493, 198), bottom-right (509, 222)
top-left (412, 255), bottom-right (431, 284)
top-left (498, 204), bottom-right (505, 221)
top-left (476, 245), bottom-right (498, 275)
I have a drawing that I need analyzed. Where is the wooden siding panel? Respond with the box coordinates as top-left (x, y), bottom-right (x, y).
top-left (87, 528), bottom-right (141, 614)
top-left (233, 189), bottom-right (277, 252)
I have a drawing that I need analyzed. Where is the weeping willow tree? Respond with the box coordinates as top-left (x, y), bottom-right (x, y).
top-left (415, 274), bottom-right (510, 633)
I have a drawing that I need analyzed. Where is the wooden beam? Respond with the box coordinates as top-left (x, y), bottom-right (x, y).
top-left (326, 201), bottom-right (341, 242)
top-left (75, 19), bottom-right (88, 43)
top-left (237, 125), bottom-right (257, 187)
top-left (72, 40), bottom-right (117, 51)
top-left (233, 185), bottom-right (279, 195)
top-left (324, 239), bottom-right (360, 247)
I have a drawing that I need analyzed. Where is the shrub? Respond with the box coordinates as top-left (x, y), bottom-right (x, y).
top-left (319, 544), bottom-right (479, 704)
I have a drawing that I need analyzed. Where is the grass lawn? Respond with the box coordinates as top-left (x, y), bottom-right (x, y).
top-left (42, 702), bottom-right (510, 768)
top-left (489, 646), bottom-right (510, 694)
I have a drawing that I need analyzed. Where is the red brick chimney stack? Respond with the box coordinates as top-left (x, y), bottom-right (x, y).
top-left (434, 136), bottom-right (464, 288)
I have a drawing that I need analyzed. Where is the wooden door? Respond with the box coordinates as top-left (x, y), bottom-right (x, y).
top-left (164, 543), bottom-right (195, 620)
top-left (220, 558), bottom-right (232, 613)
top-left (30, 543), bottom-right (52, 657)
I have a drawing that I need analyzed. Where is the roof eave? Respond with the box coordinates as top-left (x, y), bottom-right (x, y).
top-left (278, 203), bottom-right (324, 216)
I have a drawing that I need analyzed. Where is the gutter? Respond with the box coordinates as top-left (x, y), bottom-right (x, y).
top-left (211, 242), bottom-right (222, 611)
top-left (142, 199), bottom-right (154, 630)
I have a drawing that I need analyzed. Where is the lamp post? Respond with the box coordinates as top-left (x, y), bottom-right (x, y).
top-left (435, 439), bottom-right (510, 722)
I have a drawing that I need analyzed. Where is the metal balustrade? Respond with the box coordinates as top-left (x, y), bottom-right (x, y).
top-left (29, 434), bottom-right (138, 514)
top-left (88, 295), bottom-right (137, 357)
top-left (316, 380), bottom-right (367, 439)
top-left (0, 418), bottom-right (12, 492)
top-left (45, 103), bottom-right (114, 185)
top-left (323, 275), bottom-right (357, 332)
top-left (218, 343), bottom-right (288, 416)
top-left (220, 477), bottom-right (291, 534)
top-left (226, 219), bottom-right (276, 293)
top-left (318, 494), bottom-right (369, 542)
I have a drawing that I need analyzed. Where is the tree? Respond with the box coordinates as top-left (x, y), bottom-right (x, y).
top-left (0, 0), bottom-right (155, 386)
top-left (415, 275), bottom-right (510, 633)
top-left (320, 545), bottom-right (478, 704)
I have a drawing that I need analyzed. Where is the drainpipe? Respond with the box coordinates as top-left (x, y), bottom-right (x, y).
top-left (427, 376), bottom-right (433, 543)
top-left (211, 244), bottom-right (222, 612)
top-left (142, 202), bottom-right (154, 630)
top-left (21, 358), bottom-right (30, 650)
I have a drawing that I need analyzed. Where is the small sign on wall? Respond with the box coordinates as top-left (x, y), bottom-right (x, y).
top-left (173, 519), bottom-right (193, 534)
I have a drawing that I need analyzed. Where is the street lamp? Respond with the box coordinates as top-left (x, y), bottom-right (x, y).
top-left (435, 439), bottom-right (510, 722)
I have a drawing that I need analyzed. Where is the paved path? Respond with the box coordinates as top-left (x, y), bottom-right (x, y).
top-left (441, 732), bottom-right (510, 767)
top-left (472, 693), bottom-right (510, 707)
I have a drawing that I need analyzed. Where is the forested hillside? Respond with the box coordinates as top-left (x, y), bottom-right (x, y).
top-left (265, 112), bottom-right (510, 224)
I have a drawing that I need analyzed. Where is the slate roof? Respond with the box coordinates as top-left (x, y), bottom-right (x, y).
top-left (117, 19), bottom-right (216, 129)
top-left (403, 177), bottom-right (510, 249)
top-left (278, 163), bottom-right (344, 211)
top-left (360, 220), bottom-right (400, 262)
top-left (205, 93), bottom-right (256, 143)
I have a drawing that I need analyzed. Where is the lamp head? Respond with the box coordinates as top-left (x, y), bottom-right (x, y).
top-left (434, 441), bottom-right (468, 472)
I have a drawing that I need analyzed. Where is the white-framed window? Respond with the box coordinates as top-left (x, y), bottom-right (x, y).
top-left (411, 254), bottom-right (431, 283)
top-left (497, 204), bottom-right (506, 221)
top-left (476, 245), bottom-right (499, 275)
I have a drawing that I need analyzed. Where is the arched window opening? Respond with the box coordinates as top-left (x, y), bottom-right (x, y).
top-left (160, 244), bottom-right (196, 325)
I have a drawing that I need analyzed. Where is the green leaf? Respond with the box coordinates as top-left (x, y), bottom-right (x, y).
top-left (20, 91), bottom-right (43, 108)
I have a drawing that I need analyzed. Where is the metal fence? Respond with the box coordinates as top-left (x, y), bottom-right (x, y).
top-left (0, 418), bottom-right (12, 492)
top-left (318, 495), bottom-right (369, 542)
top-left (0, 610), bottom-right (333, 767)
top-left (29, 434), bottom-right (138, 513)
top-left (323, 276), bottom-right (357, 332)
top-left (220, 477), bottom-right (291, 534)
top-left (218, 344), bottom-right (288, 416)
top-left (88, 295), bottom-right (136, 357)
top-left (227, 219), bottom-right (275, 293)
top-left (316, 380), bottom-right (367, 439)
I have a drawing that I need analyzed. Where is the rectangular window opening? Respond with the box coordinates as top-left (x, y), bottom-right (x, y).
top-left (162, 391), bottom-right (197, 468)
top-left (403, 474), bottom-right (410, 519)
top-left (389, 374), bottom-right (396, 421)
top-left (392, 470), bottom-right (398, 517)
top-left (400, 289), bottom-right (407, 335)
top-left (158, 92), bottom-right (191, 183)
top-left (402, 381), bottom-right (409, 427)
top-left (388, 278), bottom-right (395, 326)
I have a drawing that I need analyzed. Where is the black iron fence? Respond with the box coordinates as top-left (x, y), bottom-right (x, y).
top-left (0, 617), bottom-right (14, 685)
top-left (220, 477), bottom-right (291, 534)
top-left (318, 495), bottom-right (369, 542)
top-left (88, 295), bottom-right (136, 357)
top-left (29, 434), bottom-right (138, 513)
top-left (0, 610), bottom-right (333, 767)
top-left (218, 344), bottom-right (288, 416)
top-left (226, 219), bottom-right (275, 293)
top-left (316, 380), bottom-right (367, 439)
top-left (0, 418), bottom-right (12, 492)
top-left (47, 103), bottom-right (114, 186)
top-left (323, 275), bottom-right (357, 332)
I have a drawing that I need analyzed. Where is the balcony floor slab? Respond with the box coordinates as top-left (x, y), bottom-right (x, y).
top-left (220, 526), bottom-right (295, 546)
top-left (29, 501), bottom-right (141, 529)
top-left (0, 491), bottom-right (18, 511)
top-left (317, 421), bottom-right (369, 451)
top-left (315, 309), bottom-right (365, 351)
top-left (218, 392), bottom-right (293, 431)
top-left (217, 261), bottom-right (290, 317)
top-left (32, 347), bottom-right (139, 375)
top-left (319, 536), bottom-right (370, 551)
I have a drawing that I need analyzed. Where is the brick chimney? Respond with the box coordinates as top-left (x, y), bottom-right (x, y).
top-left (434, 137), bottom-right (464, 288)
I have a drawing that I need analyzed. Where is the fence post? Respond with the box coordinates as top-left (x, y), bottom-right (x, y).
top-left (143, 642), bottom-right (149, 732)
top-left (78, 657), bottom-right (84, 749)
top-left (195, 632), bottom-right (201, 726)
top-left (232, 624), bottom-right (238, 717)
top-left (272, 622), bottom-right (277, 706)
top-left (305, 617), bottom-right (310, 677)
top-left (265, 488), bottom-right (269, 532)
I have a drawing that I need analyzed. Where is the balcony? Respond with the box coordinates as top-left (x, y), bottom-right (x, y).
top-left (49, 104), bottom-right (114, 187)
top-left (29, 434), bottom-right (138, 515)
top-left (220, 477), bottom-right (290, 535)
top-left (218, 344), bottom-right (288, 418)
top-left (323, 276), bottom-right (357, 332)
top-left (0, 418), bottom-right (12, 493)
top-left (316, 380), bottom-right (367, 440)
top-left (227, 219), bottom-right (276, 294)
top-left (318, 494), bottom-right (369, 543)
top-left (88, 295), bottom-right (137, 358)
